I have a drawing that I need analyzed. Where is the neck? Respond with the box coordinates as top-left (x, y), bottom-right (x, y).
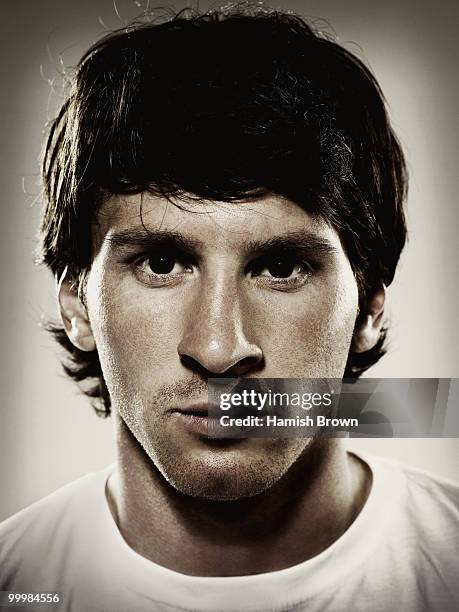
top-left (107, 416), bottom-right (371, 577)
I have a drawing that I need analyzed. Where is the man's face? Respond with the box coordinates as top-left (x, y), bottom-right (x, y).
top-left (85, 193), bottom-right (359, 499)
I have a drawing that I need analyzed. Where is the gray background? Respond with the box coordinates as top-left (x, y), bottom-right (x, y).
top-left (1, 0), bottom-right (458, 520)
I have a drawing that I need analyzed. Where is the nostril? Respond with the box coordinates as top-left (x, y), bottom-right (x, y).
top-left (231, 356), bottom-right (265, 376)
top-left (179, 353), bottom-right (264, 377)
top-left (179, 354), bottom-right (211, 377)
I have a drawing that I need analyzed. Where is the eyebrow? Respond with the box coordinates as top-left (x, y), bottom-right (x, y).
top-left (244, 231), bottom-right (338, 256)
top-left (105, 228), bottom-right (338, 256)
top-left (106, 228), bottom-right (203, 253)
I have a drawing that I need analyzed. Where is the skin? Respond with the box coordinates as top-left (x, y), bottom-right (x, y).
top-left (60, 192), bottom-right (379, 576)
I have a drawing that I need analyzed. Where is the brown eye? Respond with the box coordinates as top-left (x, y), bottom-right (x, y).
top-left (250, 253), bottom-right (312, 288)
top-left (266, 258), bottom-right (297, 278)
top-left (147, 254), bottom-right (176, 274)
top-left (257, 256), bottom-right (306, 279)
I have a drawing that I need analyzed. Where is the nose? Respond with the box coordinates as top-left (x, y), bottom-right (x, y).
top-left (178, 276), bottom-right (263, 376)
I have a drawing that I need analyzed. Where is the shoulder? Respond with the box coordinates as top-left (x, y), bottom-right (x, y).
top-left (356, 449), bottom-right (459, 501)
top-left (375, 455), bottom-right (459, 517)
top-left (395, 460), bottom-right (459, 539)
top-left (361, 452), bottom-right (459, 554)
top-left (0, 465), bottom-right (113, 591)
top-left (0, 466), bottom-right (112, 544)
top-left (400, 461), bottom-right (459, 507)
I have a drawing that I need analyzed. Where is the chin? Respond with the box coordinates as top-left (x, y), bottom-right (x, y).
top-left (147, 439), bottom-right (310, 501)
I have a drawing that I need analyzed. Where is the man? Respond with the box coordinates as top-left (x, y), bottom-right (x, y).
top-left (0, 4), bottom-right (457, 611)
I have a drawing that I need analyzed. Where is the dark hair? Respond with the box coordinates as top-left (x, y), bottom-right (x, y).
top-left (40, 3), bottom-right (407, 417)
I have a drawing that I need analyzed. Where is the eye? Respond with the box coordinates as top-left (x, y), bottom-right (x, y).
top-left (135, 251), bottom-right (193, 286)
top-left (249, 253), bottom-right (313, 289)
top-left (259, 257), bottom-right (304, 279)
top-left (145, 253), bottom-right (183, 275)
top-left (256, 255), bottom-right (311, 279)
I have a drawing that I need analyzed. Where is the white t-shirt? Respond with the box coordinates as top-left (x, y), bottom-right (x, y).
top-left (1, 452), bottom-right (458, 612)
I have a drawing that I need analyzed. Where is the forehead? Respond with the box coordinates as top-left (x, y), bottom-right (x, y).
top-left (93, 192), bottom-right (343, 254)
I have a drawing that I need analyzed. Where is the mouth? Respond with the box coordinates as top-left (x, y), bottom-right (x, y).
top-left (172, 403), bottom-right (220, 436)
top-left (176, 404), bottom-right (210, 417)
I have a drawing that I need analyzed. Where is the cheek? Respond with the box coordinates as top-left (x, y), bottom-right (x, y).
top-left (253, 272), bottom-right (358, 377)
top-left (85, 266), bottom-right (181, 393)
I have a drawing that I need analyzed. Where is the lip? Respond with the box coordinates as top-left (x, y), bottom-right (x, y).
top-left (172, 403), bottom-right (220, 436)
top-left (174, 402), bottom-right (218, 417)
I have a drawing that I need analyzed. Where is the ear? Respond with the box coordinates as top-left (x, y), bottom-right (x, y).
top-left (57, 272), bottom-right (96, 352)
top-left (352, 284), bottom-right (386, 353)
